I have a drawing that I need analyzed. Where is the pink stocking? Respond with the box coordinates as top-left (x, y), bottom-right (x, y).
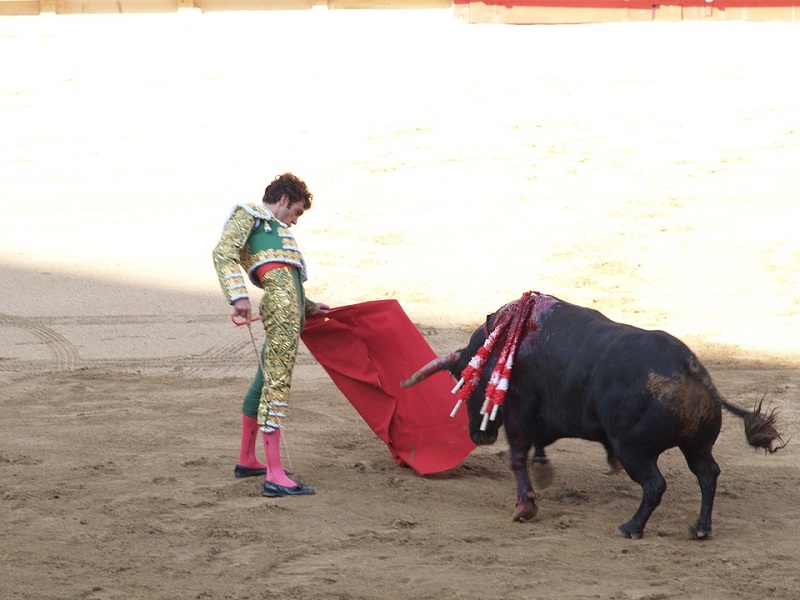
top-left (237, 415), bottom-right (266, 469)
top-left (261, 429), bottom-right (296, 487)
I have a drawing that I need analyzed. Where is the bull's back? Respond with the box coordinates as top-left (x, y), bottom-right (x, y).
top-left (520, 300), bottom-right (722, 446)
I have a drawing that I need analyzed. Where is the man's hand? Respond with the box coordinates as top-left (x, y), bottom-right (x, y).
top-left (310, 302), bottom-right (331, 315)
top-left (231, 298), bottom-right (253, 323)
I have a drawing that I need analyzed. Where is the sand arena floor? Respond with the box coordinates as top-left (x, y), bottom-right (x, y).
top-left (1, 9), bottom-right (800, 599)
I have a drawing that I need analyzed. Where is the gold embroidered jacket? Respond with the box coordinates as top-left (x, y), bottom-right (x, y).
top-left (212, 203), bottom-right (315, 311)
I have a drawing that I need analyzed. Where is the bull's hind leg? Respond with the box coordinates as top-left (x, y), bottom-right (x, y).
top-left (602, 440), bottom-right (622, 476)
top-left (616, 452), bottom-right (667, 539)
top-left (531, 444), bottom-right (554, 489)
top-left (681, 445), bottom-right (720, 539)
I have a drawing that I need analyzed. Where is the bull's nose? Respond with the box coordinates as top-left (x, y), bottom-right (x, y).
top-left (471, 432), bottom-right (498, 446)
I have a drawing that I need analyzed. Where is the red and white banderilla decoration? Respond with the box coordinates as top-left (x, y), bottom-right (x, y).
top-left (450, 291), bottom-right (539, 430)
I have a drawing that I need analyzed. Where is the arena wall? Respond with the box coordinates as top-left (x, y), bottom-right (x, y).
top-left (0, 0), bottom-right (450, 14)
top-left (0, 0), bottom-right (796, 23)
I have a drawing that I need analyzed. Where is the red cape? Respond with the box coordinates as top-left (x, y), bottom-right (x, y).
top-left (301, 300), bottom-right (475, 475)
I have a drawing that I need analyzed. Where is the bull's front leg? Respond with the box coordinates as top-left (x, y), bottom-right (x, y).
top-left (508, 438), bottom-right (537, 522)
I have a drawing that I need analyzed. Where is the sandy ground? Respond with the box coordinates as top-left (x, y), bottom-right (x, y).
top-left (2, 8), bottom-right (800, 600)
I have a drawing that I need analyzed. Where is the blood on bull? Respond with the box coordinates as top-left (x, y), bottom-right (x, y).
top-left (402, 291), bottom-right (786, 539)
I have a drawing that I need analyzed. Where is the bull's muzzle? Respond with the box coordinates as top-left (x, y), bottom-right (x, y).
top-left (471, 430), bottom-right (499, 446)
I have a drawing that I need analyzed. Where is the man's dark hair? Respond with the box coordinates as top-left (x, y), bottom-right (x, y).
top-left (263, 173), bottom-right (313, 209)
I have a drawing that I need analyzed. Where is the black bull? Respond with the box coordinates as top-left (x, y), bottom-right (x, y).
top-left (401, 294), bottom-right (784, 539)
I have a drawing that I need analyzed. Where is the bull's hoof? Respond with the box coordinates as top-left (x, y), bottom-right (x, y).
top-left (617, 524), bottom-right (643, 540)
top-left (512, 492), bottom-right (538, 522)
top-left (689, 525), bottom-right (712, 540)
top-left (605, 458), bottom-right (623, 476)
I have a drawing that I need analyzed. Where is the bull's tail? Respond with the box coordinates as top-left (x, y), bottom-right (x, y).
top-left (688, 355), bottom-right (787, 454)
top-left (721, 394), bottom-right (788, 454)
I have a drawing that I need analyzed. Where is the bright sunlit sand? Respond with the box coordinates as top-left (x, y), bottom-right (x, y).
top-left (2, 9), bottom-right (799, 357)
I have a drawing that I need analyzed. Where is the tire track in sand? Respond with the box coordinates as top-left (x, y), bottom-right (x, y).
top-left (0, 314), bottom-right (80, 371)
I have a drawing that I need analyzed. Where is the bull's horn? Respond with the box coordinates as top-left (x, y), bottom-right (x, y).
top-left (401, 351), bottom-right (460, 388)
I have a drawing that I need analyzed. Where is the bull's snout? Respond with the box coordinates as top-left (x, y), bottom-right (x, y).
top-left (471, 431), bottom-right (499, 446)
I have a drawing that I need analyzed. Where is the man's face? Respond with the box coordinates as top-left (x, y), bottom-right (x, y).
top-left (272, 194), bottom-right (305, 227)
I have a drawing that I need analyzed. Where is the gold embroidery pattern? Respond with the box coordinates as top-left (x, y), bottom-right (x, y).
top-left (212, 207), bottom-right (255, 304)
top-left (242, 248), bottom-right (305, 283)
top-left (256, 267), bottom-right (303, 430)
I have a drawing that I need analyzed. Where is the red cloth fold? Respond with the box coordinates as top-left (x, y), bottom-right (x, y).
top-left (301, 299), bottom-right (475, 475)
